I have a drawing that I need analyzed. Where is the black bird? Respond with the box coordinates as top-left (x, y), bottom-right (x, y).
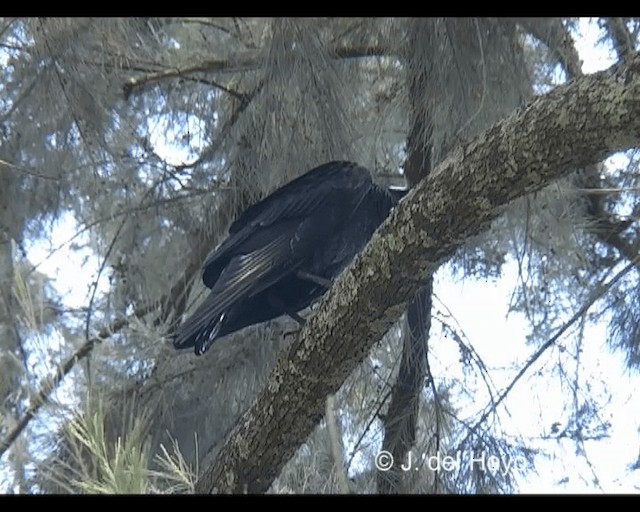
top-left (173, 161), bottom-right (406, 355)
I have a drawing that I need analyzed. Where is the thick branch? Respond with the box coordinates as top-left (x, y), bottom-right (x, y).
top-left (377, 281), bottom-right (431, 493)
top-left (196, 52), bottom-right (640, 494)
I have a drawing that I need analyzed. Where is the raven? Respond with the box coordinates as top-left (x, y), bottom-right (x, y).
top-left (173, 161), bottom-right (406, 355)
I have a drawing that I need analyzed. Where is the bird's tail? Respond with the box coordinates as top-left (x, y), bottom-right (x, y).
top-left (172, 293), bottom-right (226, 355)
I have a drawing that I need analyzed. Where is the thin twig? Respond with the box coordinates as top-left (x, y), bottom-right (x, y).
top-left (122, 43), bottom-right (392, 98)
top-left (0, 302), bottom-right (155, 460)
top-left (458, 257), bottom-right (638, 448)
top-left (325, 395), bottom-right (350, 493)
top-left (0, 159), bottom-right (60, 181)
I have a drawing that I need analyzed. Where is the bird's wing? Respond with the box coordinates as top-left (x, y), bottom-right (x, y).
top-left (228, 161), bottom-right (371, 234)
top-left (172, 290), bottom-right (225, 350)
top-left (201, 161), bottom-right (372, 288)
top-left (208, 224), bottom-right (305, 312)
top-left (173, 222), bottom-right (303, 350)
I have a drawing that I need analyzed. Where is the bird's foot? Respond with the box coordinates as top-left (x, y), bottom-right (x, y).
top-left (296, 270), bottom-right (333, 289)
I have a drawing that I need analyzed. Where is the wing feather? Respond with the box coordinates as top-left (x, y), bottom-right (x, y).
top-left (176, 161), bottom-right (377, 353)
top-left (201, 162), bottom-right (372, 288)
top-left (173, 225), bottom-right (301, 350)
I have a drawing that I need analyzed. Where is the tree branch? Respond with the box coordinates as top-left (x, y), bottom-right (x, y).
top-left (604, 18), bottom-right (636, 63)
top-left (377, 50), bottom-right (433, 492)
top-left (121, 52), bottom-right (259, 98)
top-left (0, 303), bottom-right (155, 460)
top-left (0, 177), bottom-right (245, 460)
top-left (457, 256), bottom-right (638, 449)
top-left (523, 19), bottom-right (640, 276)
top-left (195, 52), bottom-right (640, 493)
top-left (517, 18), bottom-right (583, 78)
top-left (122, 44), bottom-right (391, 99)
top-left (325, 395), bottom-right (350, 494)
top-left (377, 282), bottom-right (431, 493)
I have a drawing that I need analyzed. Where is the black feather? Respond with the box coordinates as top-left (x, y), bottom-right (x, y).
top-left (173, 161), bottom-right (406, 355)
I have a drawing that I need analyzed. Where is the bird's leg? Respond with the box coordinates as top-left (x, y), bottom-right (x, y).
top-left (287, 310), bottom-right (307, 325)
top-left (267, 293), bottom-right (306, 327)
top-left (282, 311), bottom-right (307, 342)
top-left (286, 328), bottom-right (305, 359)
top-left (284, 327), bottom-right (301, 345)
top-left (295, 270), bottom-right (333, 289)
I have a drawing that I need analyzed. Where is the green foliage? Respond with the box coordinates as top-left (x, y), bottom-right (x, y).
top-left (65, 401), bottom-right (150, 494)
top-left (43, 396), bottom-right (195, 494)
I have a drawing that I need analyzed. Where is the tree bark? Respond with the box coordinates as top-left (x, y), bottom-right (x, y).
top-left (377, 31), bottom-right (434, 491)
top-left (195, 51), bottom-right (640, 494)
top-left (376, 282), bottom-right (431, 493)
top-left (0, 228), bottom-right (21, 412)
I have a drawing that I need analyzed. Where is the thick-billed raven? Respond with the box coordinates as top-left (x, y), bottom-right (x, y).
top-left (173, 161), bottom-right (406, 355)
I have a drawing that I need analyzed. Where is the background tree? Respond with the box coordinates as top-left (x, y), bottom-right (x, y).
top-left (0, 17), bottom-right (638, 493)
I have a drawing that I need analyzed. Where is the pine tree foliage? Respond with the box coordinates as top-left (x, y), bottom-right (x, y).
top-left (0, 17), bottom-right (638, 493)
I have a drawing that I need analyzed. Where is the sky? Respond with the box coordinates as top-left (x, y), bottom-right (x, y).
top-left (3, 18), bottom-right (639, 494)
top-left (434, 261), bottom-right (640, 492)
top-left (428, 19), bottom-right (640, 492)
